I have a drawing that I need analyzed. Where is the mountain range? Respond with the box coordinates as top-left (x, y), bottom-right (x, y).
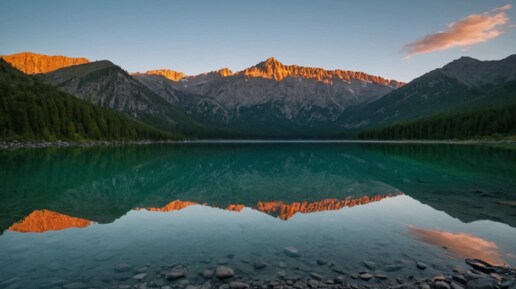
top-left (1, 51), bottom-right (515, 139)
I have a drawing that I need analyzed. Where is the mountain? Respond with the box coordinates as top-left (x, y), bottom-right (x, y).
top-left (0, 59), bottom-right (175, 141)
top-left (134, 57), bottom-right (404, 136)
top-left (341, 55), bottom-right (516, 129)
top-left (1, 52), bottom-right (90, 74)
top-left (38, 60), bottom-right (216, 135)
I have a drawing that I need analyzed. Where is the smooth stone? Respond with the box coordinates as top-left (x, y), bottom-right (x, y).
top-left (277, 271), bottom-right (287, 278)
top-left (63, 282), bottom-right (89, 289)
top-left (375, 274), bottom-right (388, 280)
top-left (133, 273), bottom-right (148, 280)
top-left (334, 276), bottom-right (345, 284)
top-left (359, 273), bottom-right (373, 281)
top-left (202, 269), bottom-right (214, 279)
top-left (310, 273), bottom-right (323, 281)
top-left (419, 283), bottom-right (431, 289)
top-left (279, 262), bottom-right (287, 268)
top-left (434, 281), bottom-right (451, 289)
top-left (115, 263), bottom-right (133, 273)
top-left (466, 278), bottom-right (495, 289)
top-left (453, 274), bottom-right (467, 285)
top-left (254, 261), bottom-right (267, 270)
top-left (363, 261), bottom-right (376, 270)
top-left (229, 282), bottom-right (249, 289)
top-left (350, 273), bottom-right (359, 279)
top-left (215, 266), bottom-right (235, 279)
top-left (417, 262), bottom-right (428, 270)
top-left (166, 266), bottom-right (187, 280)
top-left (284, 247), bottom-right (301, 258)
top-left (317, 259), bottom-right (328, 266)
top-left (465, 260), bottom-right (494, 274)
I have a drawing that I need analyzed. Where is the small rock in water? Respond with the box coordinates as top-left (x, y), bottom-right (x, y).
top-left (465, 277), bottom-right (495, 289)
top-left (434, 281), bottom-right (451, 289)
top-left (417, 261), bottom-right (428, 270)
top-left (465, 259), bottom-right (495, 274)
top-left (453, 274), bottom-right (467, 285)
top-left (229, 281), bottom-right (249, 289)
top-left (277, 270), bottom-right (286, 277)
top-left (284, 247), bottom-right (301, 258)
top-left (359, 273), bottom-right (373, 281)
top-left (200, 281), bottom-right (213, 289)
top-left (374, 274), bottom-right (388, 280)
top-left (334, 276), bottom-right (345, 284)
top-left (202, 269), bottom-right (214, 279)
top-left (310, 273), bottom-right (323, 281)
top-left (350, 273), bottom-right (359, 279)
top-left (254, 261), bottom-right (267, 270)
top-left (385, 264), bottom-right (404, 272)
top-left (114, 262), bottom-right (133, 272)
top-left (132, 273), bottom-right (147, 280)
top-left (317, 259), bottom-right (328, 266)
top-left (419, 283), bottom-right (431, 289)
top-left (363, 261), bottom-right (376, 270)
top-left (166, 266), bottom-right (187, 280)
top-left (279, 261), bottom-right (287, 268)
top-left (215, 266), bottom-right (235, 279)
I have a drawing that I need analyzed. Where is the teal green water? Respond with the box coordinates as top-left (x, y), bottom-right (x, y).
top-left (0, 142), bottom-right (515, 288)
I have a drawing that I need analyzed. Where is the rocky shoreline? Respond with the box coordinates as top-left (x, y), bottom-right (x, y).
top-left (2, 254), bottom-right (513, 289)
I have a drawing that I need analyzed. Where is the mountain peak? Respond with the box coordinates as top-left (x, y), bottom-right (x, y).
top-left (145, 69), bottom-right (186, 81)
top-left (0, 52), bottom-right (90, 74)
top-left (212, 68), bottom-right (233, 77)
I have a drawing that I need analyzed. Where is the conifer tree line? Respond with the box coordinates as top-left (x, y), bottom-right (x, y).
top-left (359, 104), bottom-right (516, 140)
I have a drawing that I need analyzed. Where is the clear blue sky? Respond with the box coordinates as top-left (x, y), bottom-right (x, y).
top-left (1, 0), bottom-right (514, 82)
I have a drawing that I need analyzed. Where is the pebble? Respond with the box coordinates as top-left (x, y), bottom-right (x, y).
top-left (310, 273), bottom-right (323, 281)
top-left (284, 247), bottom-right (301, 258)
top-left (316, 259), bottom-right (328, 265)
top-left (279, 261), bottom-right (287, 268)
top-left (466, 277), bottom-right (495, 289)
top-left (215, 265), bottom-right (235, 279)
top-left (133, 273), bottom-right (148, 280)
top-left (202, 269), bottom-right (214, 279)
top-left (375, 274), bottom-right (388, 280)
top-left (166, 266), bottom-right (187, 280)
top-left (434, 281), bottom-right (451, 289)
top-left (359, 273), bottom-right (373, 281)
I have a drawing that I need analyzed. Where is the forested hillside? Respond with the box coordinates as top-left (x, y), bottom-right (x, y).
top-left (0, 59), bottom-right (176, 141)
top-left (358, 104), bottom-right (516, 140)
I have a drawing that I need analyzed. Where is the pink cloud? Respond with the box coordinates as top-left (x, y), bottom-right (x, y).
top-left (403, 5), bottom-right (512, 58)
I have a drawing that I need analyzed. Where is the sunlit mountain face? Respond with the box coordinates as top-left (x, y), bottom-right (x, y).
top-left (0, 142), bottom-right (515, 288)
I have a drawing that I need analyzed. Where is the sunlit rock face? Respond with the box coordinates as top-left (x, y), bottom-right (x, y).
top-left (145, 69), bottom-right (186, 81)
top-left (408, 225), bottom-right (504, 266)
top-left (8, 209), bottom-right (92, 233)
top-left (144, 200), bottom-right (198, 212)
top-left (239, 57), bottom-right (403, 87)
top-left (1, 52), bottom-right (90, 74)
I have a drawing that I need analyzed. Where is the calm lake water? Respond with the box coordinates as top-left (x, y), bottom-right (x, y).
top-left (0, 142), bottom-right (515, 288)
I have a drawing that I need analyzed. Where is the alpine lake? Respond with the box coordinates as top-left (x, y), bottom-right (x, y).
top-left (0, 141), bottom-right (515, 289)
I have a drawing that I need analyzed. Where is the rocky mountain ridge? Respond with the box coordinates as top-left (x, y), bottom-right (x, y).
top-left (1, 52), bottom-right (90, 74)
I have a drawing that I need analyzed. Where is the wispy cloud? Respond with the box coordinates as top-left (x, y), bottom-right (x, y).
top-left (402, 4), bottom-right (512, 58)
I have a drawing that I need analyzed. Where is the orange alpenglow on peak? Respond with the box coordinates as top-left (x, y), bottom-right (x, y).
top-left (239, 57), bottom-right (404, 87)
top-left (144, 200), bottom-right (198, 212)
top-left (1, 52), bottom-right (90, 74)
top-left (145, 69), bottom-right (186, 81)
top-left (213, 68), bottom-right (233, 77)
top-left (8, 209), bottom-right (92, 233)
